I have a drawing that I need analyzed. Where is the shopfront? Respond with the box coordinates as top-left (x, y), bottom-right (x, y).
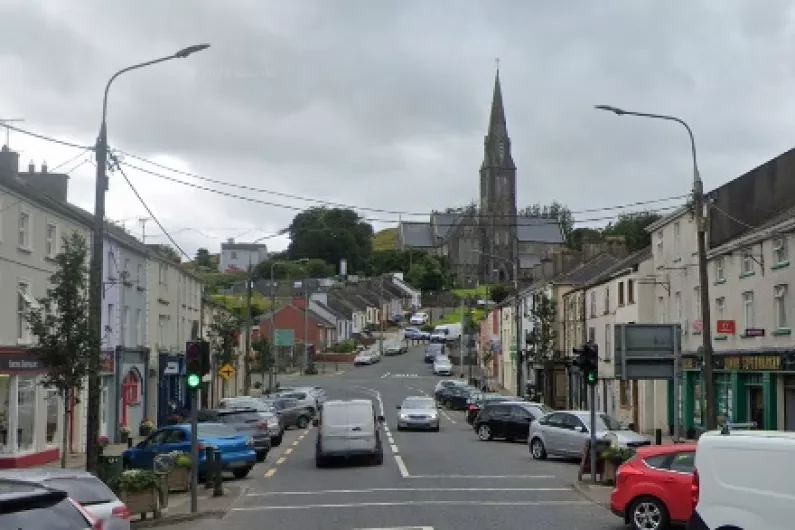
top-left (679, 351), bottom-right (793, 435)
top-left (0, 349), bottom-right (62, 468)
top-left (156, 353), bottom-right (187, 428)
top-left (113, 347), bottom-right (150, 443)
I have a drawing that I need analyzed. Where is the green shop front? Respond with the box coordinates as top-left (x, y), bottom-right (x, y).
top-left (673, 351), bottom-right (795, 436)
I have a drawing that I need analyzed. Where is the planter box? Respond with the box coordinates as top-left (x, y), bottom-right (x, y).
top-left (120, 488), bottom-right (162, 519)
top-left (167, 467), bottom-right (191, 493)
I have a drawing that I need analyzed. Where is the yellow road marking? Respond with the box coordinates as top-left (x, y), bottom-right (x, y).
top-left (276, 457), bottom-right (286, 465)
top-left (264, 468), bottom-right (277, 478)
top-left (284, 448), bottom-right (293, 455)
top-left (292, 440), bottom-right (300, 446)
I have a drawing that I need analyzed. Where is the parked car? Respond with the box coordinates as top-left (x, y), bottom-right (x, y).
top-left (466, 394), bottom-right (513, 424)
top-left (436, 384), bottom-right (477, 410)
top-left (0, 470), bottom-right (130, 529)
top-left (384, 340), bottom-right (403, 356)
top-left (276, 388), bottom-right (319, 417)
top-left (528, 410), bottom-right (651, 460)
top-left (354, 351), bottom-right (376, 365)
top-left (609, 443), bottom-right (697, 530)
top-left (433, 379), bottom-right (468, 399)
top-left (404, 327), bottom-right (423, 340)
top-left (433, 356), bottom-right (453, 376)
top-left (197, 408), bottom-right (273, 460)
top-left (424, 343), bottom-right (445, 363)
top-left (396, 396), bottom-right (440, 431)
top-left (409, 312), bottom-right (429, 325)
top-left (262, 397), bottom-right (313, 430)
top-left (0, 478), bottom-right (103, 529)
top-left (218, 397), bottom-right (284, 446)
top-left (122, 423), bottom-right (256, 479)
top-left (474, 401), bottom-right (552, 441)
top-left (313, 399), bottom-right (386, 467)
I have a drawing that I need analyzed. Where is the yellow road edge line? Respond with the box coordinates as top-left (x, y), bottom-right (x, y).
top-left (264, 468), bottom-right (276, 478)
top-left (276, 457), bottom-right (286, 465)
top-left (292, 440), bottom-right (300, 446)
top-left (284, 448), bottom-right (293, 455)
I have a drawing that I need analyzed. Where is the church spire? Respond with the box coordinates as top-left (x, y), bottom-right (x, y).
top-left (488, 62), bottom-right (508, 137)
top-left (481, 61), bottom-right (514, 170)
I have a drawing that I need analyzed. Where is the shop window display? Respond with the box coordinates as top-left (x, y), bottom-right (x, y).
top-left (45, 389), bottom-right (59, 444)
top-left (0, 376), bottom-right (9, 454)
top-left (17, 375), bottom-right (36, 451)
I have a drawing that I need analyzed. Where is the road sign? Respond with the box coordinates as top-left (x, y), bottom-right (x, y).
top-left (614, 324), bottom-right (681, 380)
top-left (219, 363), bottom-right (235, 381)
top-left (275, 329), bottom-right (295, 347)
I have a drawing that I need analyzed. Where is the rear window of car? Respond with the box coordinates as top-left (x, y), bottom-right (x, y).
top-left (43, 476), bottom-right (115, 505)
top-left (197, 424), bottom-right (237, 437)
top-left (642, 454), bottom-right (669, 469)
top-left (323, 404), bottom-right (371, 427)
top-left (218, 411), bottom-right (261, 423)
top-left (0, 497), bottom-right (90, 529)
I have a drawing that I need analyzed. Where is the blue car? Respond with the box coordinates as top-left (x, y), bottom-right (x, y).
top-left (122, 422), bottom-right (257, 479)
top-left (404, 327), bottom-right (423, 339)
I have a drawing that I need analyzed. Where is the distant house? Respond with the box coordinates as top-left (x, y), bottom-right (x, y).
top-left (219, 238), bottom-right (268, 272)
top-left (256, 297), bottom-right (336, 351)
top-left (328, 291), bottom-right (367, 335)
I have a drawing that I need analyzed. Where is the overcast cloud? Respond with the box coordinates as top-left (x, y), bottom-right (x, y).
top-left (2, 0), bottom-right (795, 257)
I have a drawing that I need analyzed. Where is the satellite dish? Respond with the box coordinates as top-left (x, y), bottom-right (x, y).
top-left (152, 454), bottom-right (175, 475)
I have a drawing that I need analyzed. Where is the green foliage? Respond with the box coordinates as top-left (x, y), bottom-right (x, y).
top-left (287, 207), bottom-right (373, 274)
top-left (251, 338), bottom-right (274, 374)
top-left (25, 232), bottom-right (93, 401)
top-left (207, 309), bottom-right (241, 365)
top-left (567, 227), bottom-right (603, 252)
top-left (600, 446), bottom-right (636, 464)
top-left (490, 284), bottom-right (510, 304)
top-left (253, 258), bottom-right (334, 282)
top-left (481, 349), bottom-right (494, 366)
top-left (331, 339), bottom-right (357, 353)
top-left (167, 451), bottom-right (192, 469)
top-left (530, 293), bottom-right (557, 361)
top-left (373, 228), bottom-right (398, 251)
top-left (420, 322), bottom-right (435, 332)
top-left (521, 201), bottom-right (574, 242)
top-left (602, 211), bottom-right (662, 252)
top-left (201, 272), bottom-right (244, 295)
top-left (149, 244), bottom-right (181, 263)
top-left (118, 469), bottom-right (160, 492)
top-left (194, 248), bottom-right (213, 268)
top-left (211, 293), bottom-right (270, 316)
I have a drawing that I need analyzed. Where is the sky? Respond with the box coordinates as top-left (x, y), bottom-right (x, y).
top-left (2, 0), bottom-right (795, 258)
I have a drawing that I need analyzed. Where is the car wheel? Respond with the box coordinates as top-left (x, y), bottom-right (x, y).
top-left (628, 496), bottom-right (669, 530)
top-left (432, 425), bottom-right (440, 432)
top-left (297, 415), bottom-right (310, 429)
top-left (256, 451), bottom-right (268, 462)
top-left (530, 438), bottom-right (547, 460)
top-left (271, 434), bottom-right (283, 447)
top-left (316, 457), bottom-right (327, 468)
top-left (477, 424), bottom-right (492, 441)
top-left (371, 450), bottom-right (384, 465)
top-left (232, 465), bottom-right (253, 479)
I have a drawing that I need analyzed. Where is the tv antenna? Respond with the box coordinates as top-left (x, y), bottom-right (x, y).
top-left (138, 217), bottom-right (151, 243)
top-left (0, 118), bottom-right (25, 147)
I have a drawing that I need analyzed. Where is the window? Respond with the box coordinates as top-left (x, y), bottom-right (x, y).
top-left (742, 251), bottom-right (754, 274)
top-left (694, 286), bottom-right (701, 320)
top-left (106, 304), bottom-right (114, 344)
top-left (122, 306), bottom-right (130, 346)
top-left (656, 230), bottom-right (663, 255)
top-left (158, 315), bottom-right (169, 348)
top-left (774, 237), bottom-right (788, 264)
top-left (618, 282), bottom-right (625, 305)
top-left (123, 258), bottom-right (130, 280)
top-left (590, 292), bottom-right (596, 317)
top-left (675, 291), bottom-right (682, 324)
top-left (45, 224), bottom-right (57, 257)
top-left (0, 377), bottom-right (10, 453)
top-left (715, 257), bottom-right (725, 281)
top-left (108, 251), bottom-right (116, 278)
top-left (45, 388), bottom-right (59, 444)
top-left (668, 451), bottom-right (696, 474)
top-left (135, 308), bottom-right (142, 346)
top-left (17, 282), bottom-right (36, 343)
top-left (715, 297), bottom-right (725, 321)
top-left (18, 210), bottom-right (30, 248)
top-left (775, 285), bottom-right (788, 329)
top-left (17, 375), bottom-right (36, 451)
top-left (627, 279), bottom-right (635, 304)
top-left (604, 287), bottom-right (610, 314)
top-left (673, 221), bottom-right (681, 256)
top-left (158, 263), bottom-right (168, 285)
top-left (619, 380), bottom-right (631, 407)
top-left (588, 327), bottom-right (595, 342)
top-left (658, 296), bottom-right (666, 323)
top-left (604, 324), bottom-right (611, 360)
top-left (742, 291), bottom-right (755, 331)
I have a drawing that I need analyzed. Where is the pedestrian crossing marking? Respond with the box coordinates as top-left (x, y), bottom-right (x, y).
top-left (354, 527), bottom-right (434, 530)
top-left (391, 374), bottom-right (419, 378)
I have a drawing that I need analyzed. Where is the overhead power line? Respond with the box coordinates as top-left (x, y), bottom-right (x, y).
top-left (1, 123), bottom-right (93, 150)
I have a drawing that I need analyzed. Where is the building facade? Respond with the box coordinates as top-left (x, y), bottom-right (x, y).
top-left (219, 238), bottom-right (268, 273)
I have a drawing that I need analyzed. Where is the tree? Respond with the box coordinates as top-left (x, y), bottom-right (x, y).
top-left (602, 211), bottom-right (662, 252)
top-left (287, 207), bottom-right (374, 273)
top-left (207, 310), bottom-right (241, 394)
top-left (149, 244), bottom-right (181, 263)
top-left (529, 293), bottom-right (557, 405)
top-left (250, 338), bottom-right (274, 387)
top-left (194, 248), bottom-right (213, 268)
top-left (520, 201), bottom-right (574, 242)
top-left (490, 284), bottom-right (510, 304)
top-left (25, 232), bottom-right (94, 468)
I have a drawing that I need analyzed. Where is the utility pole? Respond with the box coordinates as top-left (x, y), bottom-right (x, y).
top-left (458, 297), bottom-right (465, 377)
top-left (378, 276), bottom-right (385, 356)
top-left (303, 284), bottom-right (310, 372)
top-left (138, 217), bottom-right (150, 243)
top-left (243, 261), bottom-right (253, 394)
top-left (513, 259), bottom-right (522, 398)
top-left (270, 263), bottom-right (277, 389)
top-left (467, 297), bottom-right (475, 383)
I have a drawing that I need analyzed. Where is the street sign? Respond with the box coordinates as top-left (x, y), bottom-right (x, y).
top-left (614, 324), bottom-right (681, 380)
top-left (219, 363), bottom-right (235, 381)
top-left (275, 329), bottom-right (295, 347)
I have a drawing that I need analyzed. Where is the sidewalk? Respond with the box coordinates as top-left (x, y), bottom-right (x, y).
top-left (572, 479), bottom-right (612, 509)
top-left (131, 484), bottom-right (244, 528)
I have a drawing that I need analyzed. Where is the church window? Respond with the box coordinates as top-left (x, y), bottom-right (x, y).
top-left (498, 142), bottom-right (505, 162)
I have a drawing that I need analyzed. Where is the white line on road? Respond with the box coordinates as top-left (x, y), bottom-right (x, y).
top-left (406, 474), bottom-right (556, 479)
top-left (381, 372), bottom-right (391, 378)
top-left (394, 455), bottom-right (410, 478)
top-left (355, 527), bottom-right (434, 530)
top-left (440, 410), bottom-right (456, 424)
top-left (390, 443), bottom-right (399, 453)
top-left (246, 487), bottom-right (574, 496)
top-left (232, 500), bottom-right (590, 512)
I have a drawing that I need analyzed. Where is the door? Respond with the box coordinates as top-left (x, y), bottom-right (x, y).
top-left (785, 389), bottom-right (795, 431)
top-left (748, 387), bottom-right (765, 429)
top-left (660, 450), bottom-right (696, 522)
top-left (559, 413), bottom-right (589, 456)
top-left (508, 406), bottom-right (533, 440)
top-left (538, 412), bottom-right (567, 452)
top-left (128, 429), bottom-right (170, 469)
top-left (487, 405), bottom-right (512, 438)
top-left (100, 385), bottom-right (108, 438)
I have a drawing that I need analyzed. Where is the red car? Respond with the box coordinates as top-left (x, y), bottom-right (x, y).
top-left (610, 443), bottom-right (697, 530)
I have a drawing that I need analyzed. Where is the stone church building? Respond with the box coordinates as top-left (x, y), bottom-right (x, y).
top-left (398, 71), bottom-right (566, 286)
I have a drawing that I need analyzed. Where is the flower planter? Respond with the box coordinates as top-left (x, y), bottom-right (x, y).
top-left (167, 467), bottom-right (191, 493)
top-left (120, 432), bottom-right (130, 444)
top-left (139, 425), bottom-right (153, 437)
top-left (120, 488), bottom-right (162, 520)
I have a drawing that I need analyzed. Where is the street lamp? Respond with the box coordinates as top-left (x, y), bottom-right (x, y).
top-left (473, 250), bottom-right (522, 398)
top-left (595, 104), bottom-right (715, 432)
top-left (86, 44), bottom-right (211, 474)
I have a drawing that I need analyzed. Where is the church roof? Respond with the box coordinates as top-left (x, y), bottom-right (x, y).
top-left (399, 222), bottom-right (435, 248)
top-left (516, 217), bottom-right (566, 244)
top-left (398, 215), bottom-right (565, 249)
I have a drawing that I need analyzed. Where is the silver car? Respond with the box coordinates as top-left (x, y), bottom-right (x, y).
top-left (528, 410), bottom-right (652, 460)
top-left (354, 351), bottom-right (375, 365)
top-left (396, 396), bottom-right (440, 431)
top-left (0, 468), bottom-right (131, 529)
top-left (433, 356), bottom-right (453, 376)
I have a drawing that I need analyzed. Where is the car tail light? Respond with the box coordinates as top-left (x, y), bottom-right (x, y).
top-left (247, 437), bottom-right (254, 447)
top-left (197, 443), bottom-right (206, 451)
top-left (691, 468), bottom-right (700, 509)
top-left (259, 422), bottom-right (269, 429)
top-left (71, 499), bottom-right (103, 530)
top-left (468, 405), bottom-right (478, 411)
top-left (112, 505), bottom-right (132, 520)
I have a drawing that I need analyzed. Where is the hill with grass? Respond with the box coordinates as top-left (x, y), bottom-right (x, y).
top-left (373, 227), bottom-right (399, 251)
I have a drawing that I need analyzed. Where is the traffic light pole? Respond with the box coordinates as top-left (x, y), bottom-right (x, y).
top-left (589, 384), bottom-right (597, 484)
top-left (189, 387), bottom-right (199, 513)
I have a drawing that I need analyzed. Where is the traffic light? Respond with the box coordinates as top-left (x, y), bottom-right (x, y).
top-left (573, 343), bottom-right (599, 386)
top-left (185, 341), bottom-right (202, 390)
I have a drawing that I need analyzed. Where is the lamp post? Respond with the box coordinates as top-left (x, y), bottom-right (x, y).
top-left (86, 44), bottom-right (210, 474)
top-left (595, 104), bottom-right (715, 432)
top-left (474, 250), bottom-right (522, 397)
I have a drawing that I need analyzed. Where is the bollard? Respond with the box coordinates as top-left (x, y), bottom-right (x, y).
top-left (212, 449), bottom-right (224, 497)
top-left (655, 428), bottom-right (662, 445)
top-left (335, 362), bottom-right (339, 372)
top-left (204, 446), bottom-right (214, 489)
top-left (127, 437), bottom-right (133, 449)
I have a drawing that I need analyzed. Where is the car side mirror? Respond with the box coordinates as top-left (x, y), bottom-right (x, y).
top-left (136, 440), bottom-right (146, 448)
top-left (377, 415), bottom-right (385, 423)
top-left (395, 405), bottom-right (401, 409)
top-left (311, 418), bottom-right (319, 427)
top-left (576, 425), bottom-right (587, 433)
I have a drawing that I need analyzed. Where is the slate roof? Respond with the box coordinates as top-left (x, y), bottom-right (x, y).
top-left (400, 222), bottom-right (435, 248)
top-left (312, 299), bottom-right (344, 320)
top-left (333, 290), bottom-right (368, 311)
top-left (582, 247), bottom-right (652, 289)
top-left (399, 215), bottom-right (565, 249)
top-left (325, 293), bottom-right (358, 318)
top-left (553, 253), bottom-right (621, 287)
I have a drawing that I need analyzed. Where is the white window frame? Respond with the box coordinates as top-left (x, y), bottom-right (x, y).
top-left (122, 306), bottom-right (130, 346)
top-left (604, 287), bottom-right (610, 314)
top-left (137, 263), bottom-right (144, 285)
top-left (45, 223), bottom-right (57, 258)
top-left (18, 210), bottom-right (30, 250)
top-left (742, 251), bottom-right (753, 274)
top-left (673, 221), bottom-right (681, 256)
top-left (123, 258), bottom-right (130, 281)
top-left (715, 257), bottom-right (725, 281)
top-left (775, 284), bottom-right (788, 330)
top-left (774, 237), bottom-right (788, 264)
top-left (108, 251), bottom-right (117, 279)
top-left (715, 297), bottom-right (725, 321)
top-left (742, 291), bottom-right (755, 331)
top-left (590, 292), bottom-right (596, 317)
top-left (17, 281), bottom-right (38, 344)
top-left (159, 263), bottom-right (168, 285)
top-left (656, 230), bottom-right (663, 255)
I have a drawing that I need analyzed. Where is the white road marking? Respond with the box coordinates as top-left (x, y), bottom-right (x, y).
top-left (394, 455), bottom-right (410, 478)
top-left (247, 487), bottom-right (574, 496)
top-left (355, 527), bottom-right (433, 530)
top-left (407, 474), bottom-right (556, 479)
top-left (381, 373), bottom-right (391, 378)
top-left (387, 436), bottom-right (394, 444)
top-left (233, 500), bottom-right (590, 511)
top-left (440, 410), bottom-right (456, 424)
top-left (390, 444), bottom-right (399, 453)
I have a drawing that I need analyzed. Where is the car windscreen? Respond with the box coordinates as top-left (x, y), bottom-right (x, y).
top-left (323, 404), bottom-right (371, 427)
top-left (0, 497), bottom-right (91, 529)
top-left (197, 424), bottom-right (238, 437)
top-left (218, 411), bottom-right (261, 424)
top-left (43, 477), bottom-right (116, 505)
top-left (402, 399), bottom-right (435, 409)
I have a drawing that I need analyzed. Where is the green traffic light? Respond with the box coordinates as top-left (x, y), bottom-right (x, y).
top-left (186, 373), bottom-right (201, 389)
top-left (586, 372), bottom-right (597, 385)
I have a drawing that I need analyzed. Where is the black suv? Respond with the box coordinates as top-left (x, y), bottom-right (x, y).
top-left (473, 401), bottom-right (553, 442)
top-left (0, 478), bottom-right (97, 529)
top-left (198, 408), bottom-right (272, 462)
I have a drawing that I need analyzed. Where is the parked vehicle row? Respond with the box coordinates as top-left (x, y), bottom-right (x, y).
top-left (354, 348), bottom-right (382, 365)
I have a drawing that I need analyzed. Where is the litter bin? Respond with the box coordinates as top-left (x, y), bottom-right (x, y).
top-left (97, 455), bottom-right (123, 490)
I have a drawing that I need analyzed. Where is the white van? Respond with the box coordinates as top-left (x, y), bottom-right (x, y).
top-left (688, 429), bottom-right (795, 530)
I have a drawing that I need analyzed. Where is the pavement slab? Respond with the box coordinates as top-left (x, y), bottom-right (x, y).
top-left (196, 345), bottom-right (624, 530)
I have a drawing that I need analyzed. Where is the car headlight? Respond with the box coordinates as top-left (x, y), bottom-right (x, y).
top-left (399, 414), bottom-right (409, 420)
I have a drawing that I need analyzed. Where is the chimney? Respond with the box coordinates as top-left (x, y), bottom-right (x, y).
top-left (28, 160), bottom-right (34, 173)
top-left (41, 160), bottom-right (47, 173)
top-left (0, 145), bottom-right (19, 176)
top-left (227, 238), bottom-right (234, 244)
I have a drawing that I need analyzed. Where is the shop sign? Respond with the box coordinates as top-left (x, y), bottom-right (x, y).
top-left (683, 353), bottom-right (787, 372)
top-left (692, 320), bottom-right (703, 333)
top-left (745, 328), bottom-right (765, 337)
top-left (0, 353), bottom-right (44, 372)
top-left (100, 350), bottom-right (115, 374)
top-left (717, 320), bottom-right (736, 335)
